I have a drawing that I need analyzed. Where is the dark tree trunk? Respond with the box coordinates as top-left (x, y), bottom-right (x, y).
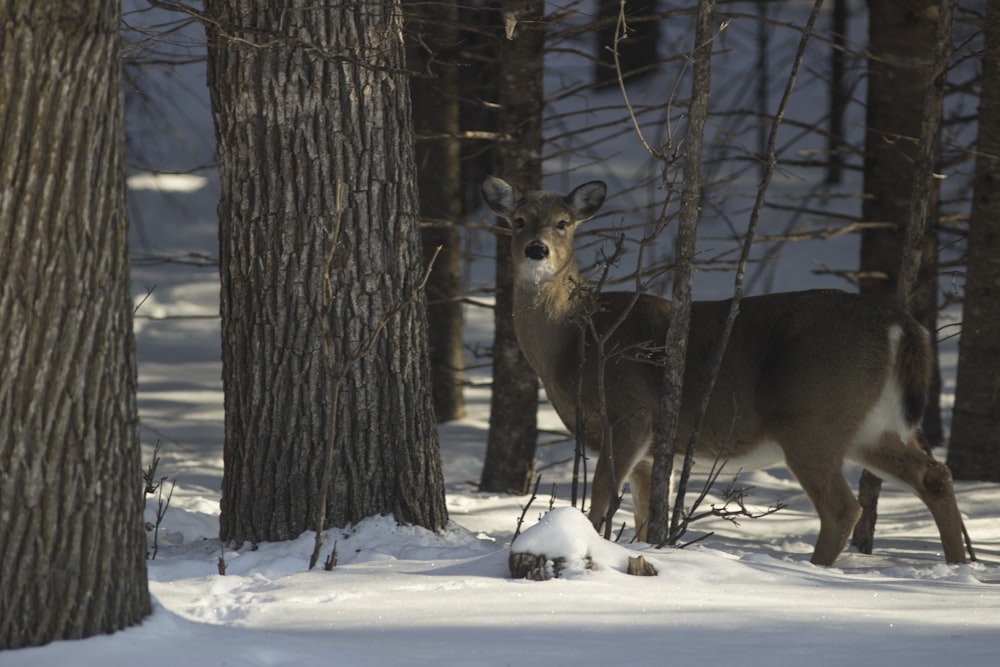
top-left (826, 0), bottom-right (849, 184)
top-left (853, 0), bottom-right (945, 555)
top-left (207, 0), bottom-right (448, 546)
top-left (458, 2), bottom-right (500, 217)
top-left (0, 0), bottom-right (151, 648)
top-left (595, 0), bottom-right (660, 87)
top-left (407, 0), bottom-right (466, 423)
top-left (948, 0), bottom-right (1000, 482)
top-left (480, 0), bottom-right (545, 495)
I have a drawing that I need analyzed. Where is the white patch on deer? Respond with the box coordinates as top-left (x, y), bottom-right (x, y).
top-left (638, 438), bottom-right (785, 476)
top-left (851, 324), bottom-right (910, 454)
top-left (716, 439), bottom-right (786, 472)
top-left (517, 257), bottom-right (557, 285)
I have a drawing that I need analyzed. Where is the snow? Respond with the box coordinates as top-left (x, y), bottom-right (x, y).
top-left (510, 506), bottom-right (637, 575)
top-left (7, 1), bottom-right (999, 664)
top-left (8, 269), bottom-right (999, 667)
top-left (10, 467), bottom-right (1000, 667)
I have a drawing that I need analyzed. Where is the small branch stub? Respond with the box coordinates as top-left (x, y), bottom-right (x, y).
top-left (504, 12), bottom-right (517, 40)
top-left (507, 551), bottom-right (657, 579)
top-left (507, 507), bottom-right (658, 580)
top-left (509, 552), bottom-right (570, 580)
top-left (626, 555), bottom-right (658, 576)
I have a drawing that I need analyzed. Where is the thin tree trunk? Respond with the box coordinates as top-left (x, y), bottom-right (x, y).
top-left (854, 0), bottom-right (950, 555)
top-left (756, 0), bottom-right (770, 180)
top-left (458, 3), bottom-right (500, 218)
top-left (407, 0), bottom-right (466, 422)
top-left (0, 0), bottom-right (151, 648)
top-left (826, 0), bottom-right (849, 184)
top-left (480, 0), bottom-right (545, 495)
top-left (208, 0), bottom-right (448, 546)
top-left (647, 0), bottom-right (716, 546)
top-left (948, 0), bottom-right (1000, 482)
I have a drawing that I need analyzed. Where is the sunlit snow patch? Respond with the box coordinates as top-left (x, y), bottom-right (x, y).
top-left (127, 171), bottom-right (208, 193)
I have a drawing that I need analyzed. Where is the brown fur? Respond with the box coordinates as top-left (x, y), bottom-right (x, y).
top-left (483, 176), bottom-right (967, 565)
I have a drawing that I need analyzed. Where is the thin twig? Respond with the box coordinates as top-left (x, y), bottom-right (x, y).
top-left (511, 475), bottom-right (543, 543)
top-left (150, 478), bottom-right (176, 560)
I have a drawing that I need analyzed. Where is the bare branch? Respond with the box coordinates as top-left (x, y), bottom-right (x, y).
top-left (512, 475), bottom-right (543, 543)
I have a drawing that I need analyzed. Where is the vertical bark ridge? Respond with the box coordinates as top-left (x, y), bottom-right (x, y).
top-left (211, 0), bottom-right (446, 545)
top-left (948, 0), bottom-right (1000, 481)
top-left (0, 1), bottom-right (150, 649)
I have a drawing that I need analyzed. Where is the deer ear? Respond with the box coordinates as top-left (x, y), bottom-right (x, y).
top-left (482, 176), bottom-right (519, 218)
top-left (566, 181), bottom-right (606, 222)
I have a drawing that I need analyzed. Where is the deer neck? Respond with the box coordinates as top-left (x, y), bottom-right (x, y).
top-left (512, 262), bottom-right (586, 381)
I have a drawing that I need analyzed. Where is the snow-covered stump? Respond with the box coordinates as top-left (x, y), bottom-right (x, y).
top-left (508, 507), bottom-right (657, 580)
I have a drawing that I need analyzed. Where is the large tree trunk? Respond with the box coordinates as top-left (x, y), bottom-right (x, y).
top-left (948, 0), bottom-right (1000, 482)
top-left (480, 0), bottom-right (545, 495)
top-left (407, 0), bottom-right (466, 423)
top-left (208, 0), bottom-right (448, 546)
top-left (853, 0), bottom-right (944, 555)
top-left (0, 0), bottom-right (151, 648)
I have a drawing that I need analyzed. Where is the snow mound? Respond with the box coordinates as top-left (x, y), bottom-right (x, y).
top-left (509, 507), bottom-right (644, 578)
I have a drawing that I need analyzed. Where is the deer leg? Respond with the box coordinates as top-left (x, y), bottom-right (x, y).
top-left (856, 432), bottom-right (966, 564)
top-left (587, 416), bottom-right (654, 540)
top-left (629, 458), bottom-right (653, 543)
top-left (785, 454), bottom-right (861, 566)
top-left (587, 451), bottom-right (617, 538)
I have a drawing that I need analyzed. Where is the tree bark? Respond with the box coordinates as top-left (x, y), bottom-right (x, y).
top-left (647, 0), bottom-right (716, 547)
top-left (0, 0), bottom-right (151, 648)
top-left (826, 0), bottom-right (849, 184)
top-left (207, 0), bottom-right (448, 546)
top-left (853, 0), bottom-right (947, 554)
top-left (480, 0), bottom-right (545, 495)
top-left (458, 3), bottom-right (501, 217)
top-left (948, 0), bottom-right (1000, 482)
top-left (407, 0), bottom-right (466, 422)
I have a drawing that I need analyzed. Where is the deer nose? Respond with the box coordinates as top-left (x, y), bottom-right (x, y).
top-left (525, 242), bottom-right (549, 260)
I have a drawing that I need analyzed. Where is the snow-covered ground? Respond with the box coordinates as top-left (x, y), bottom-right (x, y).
top-left (8, 2), bottom-right (999, 664)
top-left (8, 258), bottom-right (999, 666)
top-left (4, 262), bottom-right (998, 667)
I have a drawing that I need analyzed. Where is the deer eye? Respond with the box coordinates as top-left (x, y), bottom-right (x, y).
top-left (556, 220), bottom-right (570, 231)
top-left (514, 217), bottom-right (526, 229)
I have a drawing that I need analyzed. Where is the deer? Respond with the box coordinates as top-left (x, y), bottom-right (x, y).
top-left (482, 175), bottom-right (967, 566)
